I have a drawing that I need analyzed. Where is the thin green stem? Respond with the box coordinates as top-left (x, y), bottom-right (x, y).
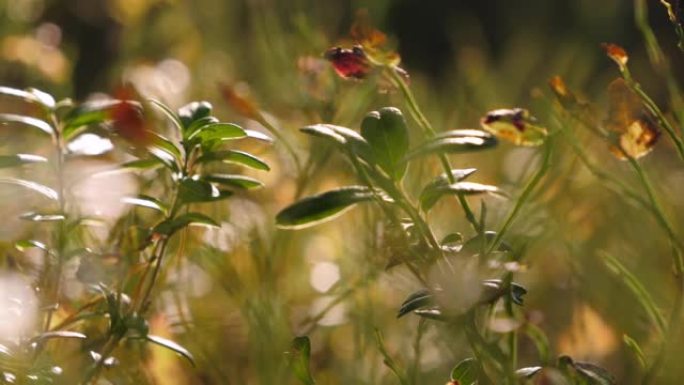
top-left (486, 143), bottom-right (552, 255)
top-left (387, 68), bottom-right (482, 232)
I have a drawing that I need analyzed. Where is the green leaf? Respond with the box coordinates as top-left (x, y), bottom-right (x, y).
top-left (0, 113), bottom-right (53, 135)
top-left (183, 116), bottom-right (219, 140)
top-left (360, 107), bottom-right (410, 180)
top-left (32, 331), bottom-right (87, 342)
top-left (191, 123), bottom-right (246, 142)
top-left (197, 150), bottom-right (270, 171)
top-left (63, 99), bottom-right (139, 140)
top-left (19, 212), bottom-right (65, 222)
top-left (26, 88), bottom-right (56, 109)
top-left (120, 158), bottom-right (163, 171)
top-left (153, 212), bottom-right (220, 236)
top-left (623, 334), bottom-right (646, 369)
top-left (516, 366), bottom-right (543, 379)
top-left (287, 336), bottom-right (316, 385)
top-left (397, 289), bottom-right (434, 318)
top-left (149, 132), bottom-right (182, 160)
top-left (0, 86), bottom-right (56, 112)
top-left (450, 358), bottom-right (479, 385)
top-left (148, 98), bottom-right (184, 131)
top-left (276, 186), bottom-right (384, 230)
top-left (523, 323), bottom-right (551, 365)
top-left (146, 334), bottom-right (195, 367)
top-left (0, 178), bottom-right (58, 200)
top-left (244, 129), bottom-right (274, 143)
top-left (301, 124), bottom-right (347, 144)
top-left (406, 130), bottom-right (497, 160)
top-left (0, 86), bottom-right (42, 103)
top-left (0, 154), bottom-right (47, 168)
top-left (15, 239), bottom-right (50, 253)
top-left (301, 124), bottom-right (373, 162)
top-left (204, 174), bottom-right (263, 190)
top-left (569, 359), bottom-right (616, 385)
top-left (178, 101), bottom-right (212, 128)
top-left (177, 178), bottom-right (231, 204)
top-left (420, 181), bottom-right (505, 211)
top-left (121, 195), bottom-right (169, 214)
top-left (482, 279), bottom-right (527, 306)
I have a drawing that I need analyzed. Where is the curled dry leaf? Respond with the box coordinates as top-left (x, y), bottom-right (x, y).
top-left (480, 108), bottom-right (547, 146)
top-left (605, 78), bottom-right (660, 159)
top-left (602, 43), bottom-right (629, 71)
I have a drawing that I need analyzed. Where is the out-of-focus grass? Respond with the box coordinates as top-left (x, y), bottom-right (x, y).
top-left (1, 0), bottom-right (684, 384)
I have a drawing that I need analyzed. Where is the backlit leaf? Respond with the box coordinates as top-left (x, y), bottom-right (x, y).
top-left (0, 178), bottom-right (58, 200)
top-left (153, 212), bottom-right (220, 236)
top-left (450, 358), bottom-right (479, 385)
top-left (146, 334), bottom-right (195, 367)
top-left (0, 113), bottom-right (53, 135)
top-left (276, 186), bottom-right (385, 229)
top-left (287, 336), bottom-right (316, 385)
top-left (197, 150), bottom-right (270, 171)
top-left (204, 174), bottom-right (263, 190)
top-left (406, 130), bottom-right (497, 160)
top-left (360, 107), bottom-right (409, 180)
top-left (0, 154), bottom-right (47, 168)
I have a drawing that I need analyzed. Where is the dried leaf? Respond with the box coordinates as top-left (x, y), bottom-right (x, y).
top-left (605, 79), bottom-right (660, 159)
top-left (602, 43), bottom-right (629, 71)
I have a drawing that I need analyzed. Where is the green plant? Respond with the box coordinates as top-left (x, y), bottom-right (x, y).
top-left (0, 86), bottom-right (268, 384)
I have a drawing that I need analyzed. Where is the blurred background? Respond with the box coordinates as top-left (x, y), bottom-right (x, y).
top-left (1, 0), bottom-right (684, 384)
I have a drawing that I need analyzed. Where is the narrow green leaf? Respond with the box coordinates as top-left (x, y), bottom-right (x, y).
top-left (523, 323), bottom-right (551, 365)
top-left (301, 124), bottom-right (347, 144)
top-left (178, 100), bottom-right (212, 129)
top-left (27, 88), bottom-right (56, 109)
top-left (516, 366), bottom-right (543, 379)
top-left (287, 336), bottom-right (316, 385)
top-left (0, 86), bottom-right (42, 103)
top-left (572, 361), bottom-right (616, 385)
top-left (120, 158), bottom-right (162, 170)
top-left (19, 212), bottom-right (65, 222)
top-left (148, 98), bottom-right (184, 131)
top-left (63, 99), bottom-right (139, 140)
top-left (420, 181), bottom-right (505, 211)
top-left (276, 186), bottom-right (383, 230)
top-left (32, 331), bottom-right (87, 342)
top-left (599, 251), bottom-right (667, 337)
top-left (192, 123), bottom-right (246, 142)
top-left (0, 154), bottom-right (47, 168)
top-left (183, 116), bottom-right (218, 140)
top-left (450, 358), bottom-right (479, 384)
top-left (204, 174), bottom-right (263, 190)
top-left (153, 212), bottom-right (220, 236)
top-left (197, 150), bottom-right (270, 171)
top-left (397, 289), bottom-right (434, 318)
top-left (623, 334), bottom-right (646, 369)
top-left (244, 129), bottom-right (274, 143)
top-left (149, 132), bottom-right (182, 160)
top-left (360, 107), bottom-right (410, 180)
top-left (406, 130), bottom-right (497, 160)
top-left (0, 113), bottom-right (53, 135)
top-left (146, 334), bottom-right (195, 367)
top-left (15, 239), bottom-right (49, 253)
top-left (121, 195), bottom-right (169, 214)
top-left (178, 178), bottom-right (231, 204)
top-left (0, 178), bottom-right (58, 200)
